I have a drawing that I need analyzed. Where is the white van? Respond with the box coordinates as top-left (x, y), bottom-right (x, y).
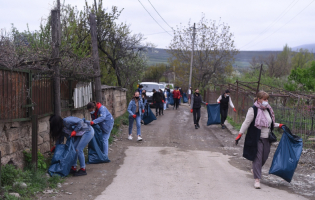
top-left (140, 82), bottom-right (160, 104)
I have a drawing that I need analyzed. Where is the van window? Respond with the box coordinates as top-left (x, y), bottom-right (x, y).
top-left (142, 84), bottom-right (159, 92)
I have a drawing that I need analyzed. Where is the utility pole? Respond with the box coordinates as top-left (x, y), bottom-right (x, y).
top-left (51, 9), bottom-right (61, 116)
top-left (90, 13), bottom-right (102, 103)
top-left (256, 64), bottom-right (263, 94)
top-left (94, 0), bottom-right (98, 12)
top-left (189, 23), bottom-right (196, 88)
top-left (173, 66), bottom-right (175, 84)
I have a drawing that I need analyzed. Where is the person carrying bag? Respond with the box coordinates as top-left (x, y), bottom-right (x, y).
top-left (235, 91), bottom-right (283, 189)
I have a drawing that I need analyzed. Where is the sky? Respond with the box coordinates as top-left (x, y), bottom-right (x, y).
top-left (0, 0), bottom-right (314, 51)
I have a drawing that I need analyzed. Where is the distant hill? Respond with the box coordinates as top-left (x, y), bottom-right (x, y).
top-left (145, 48), bottom-right (281, 68)
top-left (292, 43), bottom-right (315, 52)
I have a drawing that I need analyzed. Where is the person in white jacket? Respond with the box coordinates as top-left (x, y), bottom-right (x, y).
top-left (217, 89), bottom-right (236, 129)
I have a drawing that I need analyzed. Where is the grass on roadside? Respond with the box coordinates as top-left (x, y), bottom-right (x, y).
top-left (226, 116), bottom-right (242, 131)
top-left (108, 111), bottom-right (129, 144)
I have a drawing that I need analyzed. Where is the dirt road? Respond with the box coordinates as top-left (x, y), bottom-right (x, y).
top-left (41, 104), bottom-right (314, 200)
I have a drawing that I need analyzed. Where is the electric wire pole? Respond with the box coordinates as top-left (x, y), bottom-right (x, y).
top-left (189, 23), bottom-right (196, 88)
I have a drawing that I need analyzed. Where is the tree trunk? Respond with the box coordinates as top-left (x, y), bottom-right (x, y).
top-left (90, 13), bottom-right (102, 103)
top-left (51, 10), bottom-right (61, 116)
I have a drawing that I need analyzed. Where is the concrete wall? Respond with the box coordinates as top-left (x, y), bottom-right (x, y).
top-left (0, 86), bottom-right (127, 168)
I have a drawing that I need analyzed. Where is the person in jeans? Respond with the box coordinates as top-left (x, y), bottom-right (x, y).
top-left (172, 87), bottom-right (180, 110)
top-left (190, 88), bottom-right (207, 129)
top-left (49, 115), bottom-right (94, 176)
top-left (217, 89), bottom-right (236, 129)
top-left (127, 91), bottom-right (144, 141)
top-left (153, 89), bottom-right (162, 116)
top-left (86, 101), bottom-right (114, 159)
top-left (235, 91), bottom-right (283, 189)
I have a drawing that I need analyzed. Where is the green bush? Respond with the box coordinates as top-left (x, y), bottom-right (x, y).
top-left (23, 150), bottom-right (47, 171)
top-left (1, 164), bottom-right (20, 186)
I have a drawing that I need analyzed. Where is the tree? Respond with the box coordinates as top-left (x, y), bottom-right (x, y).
top-left (291, 48), bottom-right (314, 70)
top-left (168, 14), bottom-right (238, 89)
top-left (275, 44), bottom-right (292, 77)
top-left (286, 61), bottom-right (315, 91)
top-left (264, 54), bottom-right (277, 77)
top-left (143, 64), bottom-right (166, 82)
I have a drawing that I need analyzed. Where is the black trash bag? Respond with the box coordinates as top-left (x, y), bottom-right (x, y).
top-left (269, 125), bottom-right (303, 183)
top-left (48, 137), bottom-right (76, 177)
top-left (88, 125), bottom-right (110, 164)
top-left (143, 106), bottom-right (157, 125)
top-left (207, 104), bottom-right (221, 126)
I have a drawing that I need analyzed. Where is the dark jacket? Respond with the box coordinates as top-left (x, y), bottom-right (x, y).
top-left (190, 93), bottom-right (206, 109)
top-left (220, 94), bottom-right (229, 109)
top-left (160, 91), bottom-right (165, 101)
top-left (243, 106), bottom-right (274, 161)
top-left (179, 89), bottom-right (183, 95)
top-left (153, 92), bottom-right (162, 103)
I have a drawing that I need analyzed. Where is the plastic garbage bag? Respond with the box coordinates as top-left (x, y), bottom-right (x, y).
top-left (143, 106), bottom-right (157, 125)
top-left (269, 125), bottom-right (303, 183)
top-left (207, 104), bottom-right (221, 126)
top-left (88, 124), bottom-right (110, 164)
top-left (183, 93), bottom-right (188, 103)
top-left (48, 138), bottom-right (76, 177)
top-left (169, 93), bottom-right (174, 105)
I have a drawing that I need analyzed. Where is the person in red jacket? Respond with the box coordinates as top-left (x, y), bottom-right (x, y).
top-left (172, 87), bottom-right (181, 110)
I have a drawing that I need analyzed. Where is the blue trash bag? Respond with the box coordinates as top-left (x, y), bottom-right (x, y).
top-left (143, 106), bottom-right (157, 125)
top-left (183, 93), bottom-right (188, 103)
top-left (48, 137), bottom-right (76, 177)
top-left (269, 125), bottom-right (303, 183)
top-left (88, 124), bottom-right (110, 164)
top-left (207, 104), bottom-right (221, 126)
top-left (169, 93), bottom-right (174, 105)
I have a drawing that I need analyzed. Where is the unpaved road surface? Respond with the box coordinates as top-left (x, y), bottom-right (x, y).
top-left (40, 104), bottom-right (314, 200)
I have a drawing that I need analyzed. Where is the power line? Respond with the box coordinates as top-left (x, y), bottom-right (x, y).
top-left (137, 0), bottom-right (172, 37)
top-left (240, 0), bottom-right (300, 49)
top-left (144, 31), bottom-right (173, 36)
top-left (246, 0), bottom-right (315, 49)
top-left (147, 0), bottom-right (173, 31)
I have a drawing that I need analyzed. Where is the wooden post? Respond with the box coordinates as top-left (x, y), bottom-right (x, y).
top-left (32, 115), bottom-right (38, 170)
top-left (90, 13), bottom-right (102, 103)
top-left (51, 10), bottom-right (61, 116)
top-left (256, 64), bottom-right (263, 94)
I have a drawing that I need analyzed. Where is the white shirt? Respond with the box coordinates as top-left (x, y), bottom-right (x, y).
top-left (217, 95), bottom-right (235, 108)
top-left (240, 107), bottom-right (279, 138)
top-left (188, 89), bottom-right (191, 95)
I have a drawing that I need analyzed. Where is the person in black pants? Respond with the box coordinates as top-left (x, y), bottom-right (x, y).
top-left (153, 89), bottom-right (162, 117)
top-left (159, 89), bottom-right (165, 115)
top-left (190, 88), bottom-right (208, 129)
top-left (217, 89), bottom-right (236, 129)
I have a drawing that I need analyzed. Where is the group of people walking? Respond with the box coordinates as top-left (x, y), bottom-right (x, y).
top-left (48, 83), bottom-right (285, 190)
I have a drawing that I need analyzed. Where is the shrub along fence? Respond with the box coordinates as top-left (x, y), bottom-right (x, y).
top-left (204, 81), bottom-right (315, 149)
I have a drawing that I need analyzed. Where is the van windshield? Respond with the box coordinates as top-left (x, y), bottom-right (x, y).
top-left (142, 84), bottom-right (159, 92)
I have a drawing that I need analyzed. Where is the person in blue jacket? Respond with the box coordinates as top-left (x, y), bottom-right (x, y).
top-left (86, 101), bottom-right (114, 159)
top-left (128, 91), bottom-right (144, 141)
top-left (49, 115), bottom-right (94, 176)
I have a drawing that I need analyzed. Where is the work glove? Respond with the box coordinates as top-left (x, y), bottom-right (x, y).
top-left (206, 103), bottom-right (208, 105)
top-left (70, 131), bottom-right (77, 137)
top-left (235, 133), bottom-right (242, 145)
top-left (132, 114), bottom-right (137, 119)
top-left (279, 124), bottom-right (284, 128)
top-left (190, 109), bottom-right (193, 113)
top-left (233, 108), bottom-right (236, 112)
top-left (50, 146), bottom-right (56, 153)
top-left (162, 100), bottom-right (164, 103)
top-left (90, 121), bottom-right (94, 126)
top-left (142, 109), bottom-right (145, 113)
top-left (218, 101), bottom-right (220, 104)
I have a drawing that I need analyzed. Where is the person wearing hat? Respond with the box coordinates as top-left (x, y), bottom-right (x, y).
top-left (217, 89), bottom-right (236, 129)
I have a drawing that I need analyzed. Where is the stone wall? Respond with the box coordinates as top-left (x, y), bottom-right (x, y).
top-left (101, 85), bottom-right (127, 118)
top-left (0, 86), bottom-right (127, 168)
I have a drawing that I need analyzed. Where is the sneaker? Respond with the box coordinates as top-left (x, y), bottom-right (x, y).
top-left (74, 168), bottom-right (87, 176)
top-left (70, 168), bottom-right (77, 175)
top-left (137, 136), bottom-right (143, 141)
top-left (195, 125), bottom-right (198, 129)
top-left (128, 135), bottom-right (133, 140)
top-left (221, 125), bottom-right (225, 129)
top-left (254, 180), bottom-right (261, 189)
top-left (197, 124), bottom-right (200, 128)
